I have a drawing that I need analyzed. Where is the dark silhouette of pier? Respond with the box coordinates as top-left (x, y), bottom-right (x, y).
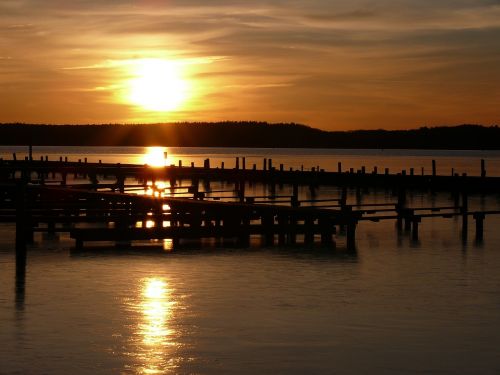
top-left (1, 154), bottom-right (499, 256)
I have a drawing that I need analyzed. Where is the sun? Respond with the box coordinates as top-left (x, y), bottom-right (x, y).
top-left (128, 59), bottom-right (188, 112)
top-left (143, 146), bottom-right (168, 167)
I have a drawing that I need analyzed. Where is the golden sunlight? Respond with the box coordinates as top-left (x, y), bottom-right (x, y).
top-left (137, 278), bottom-right (177, 373)
top-left (128, 59), bottom-right (188, 112)
top-left (143, 147), bottom-right (168, 167)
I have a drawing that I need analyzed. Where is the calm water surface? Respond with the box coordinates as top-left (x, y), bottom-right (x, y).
top-left (1, 147), bottom-right (500, 374)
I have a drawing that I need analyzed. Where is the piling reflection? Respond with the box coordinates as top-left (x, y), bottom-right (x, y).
top-left (129, 277), bottom-right (179, 374)
top-left (15, 251), bottom-right (26, 314)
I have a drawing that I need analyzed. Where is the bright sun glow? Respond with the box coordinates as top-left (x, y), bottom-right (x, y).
top-left (143, 147), bottom-right (168, 167)
top-left (128, 59), bottom-right (188, 112)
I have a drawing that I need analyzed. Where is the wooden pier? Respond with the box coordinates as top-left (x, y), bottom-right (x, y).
top-left (1, 155), bottom-right (499, 253)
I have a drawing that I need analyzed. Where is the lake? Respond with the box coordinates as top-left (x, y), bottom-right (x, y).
top-left (1, 147), bottom-right (500, 374)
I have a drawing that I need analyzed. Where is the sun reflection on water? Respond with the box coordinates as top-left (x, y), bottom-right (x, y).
top-left (130, 277), bottom-right (178, 374)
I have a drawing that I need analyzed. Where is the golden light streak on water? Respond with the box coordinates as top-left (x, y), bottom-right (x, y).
top-left (131, 277), bottom-right (178, 374)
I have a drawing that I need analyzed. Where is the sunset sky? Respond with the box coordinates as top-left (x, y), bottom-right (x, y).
top-left (1, 0), bottom-right (499, 130)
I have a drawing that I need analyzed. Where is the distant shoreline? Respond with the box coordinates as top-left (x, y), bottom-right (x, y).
top-left (0, 122), bottom-right (498, 150)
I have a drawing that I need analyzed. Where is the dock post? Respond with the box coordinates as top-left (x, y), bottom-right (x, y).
top-left (461, 190), bottom-right (468, 239)
top-left (288, 215), bottom-right (297, 245)
top-left (235, 157), bottom-right (239, 170)
top-left (15, 182), bottom-right (27, 258)
top-left (28, 145), bottom-right (33, 161)
top-left (474, 213), bottom-right (485, 243)
top-left (304, 218), bottom-right (314, 245)
top-left (385, 168), bottom-right (389, 175)
top-left (481, 159), bottom-right (486, 178)
top-left (340, 187), bottom-right (347, 209)
top-left (432, 160), bottom-right (436, 177)
top-left (242, 157), bottom-right (246, 170)
top-left (291, 183), bottom-right (299, 207)
top-left (278, 215), bottom-right (287, 245)
top-left (269, 158), bottom-right (273, 171)
top-left (238, 180), bottom-right (245, 203)
top-left (263, 158), bottom-right (267, 171)
top-left (262, 214), bottom-right (274, 246)
top-left (373, 166), bottom-right (378, 174)
top-left (404, 209), bottom-right (413, 232)
top-left (320, 217), bottom-right (334, 246)
top-left (221, 161), bottom-right (224, 170)
top-left (411, 217), bottom-right (421, 242)
top-left (346, 220), bottom-right (357, 251)
top-left (338, 162), bottom-right (342, 173)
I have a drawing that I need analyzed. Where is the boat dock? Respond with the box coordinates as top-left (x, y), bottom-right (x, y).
top-left (1, 155), bottom-right (499, 253)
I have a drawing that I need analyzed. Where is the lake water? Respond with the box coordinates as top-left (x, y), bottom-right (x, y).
top-left (1, 147), bottom-right (500, 374)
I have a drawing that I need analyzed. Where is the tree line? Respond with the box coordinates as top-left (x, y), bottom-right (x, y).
top-left (0, 122), bottom-right (498, 149)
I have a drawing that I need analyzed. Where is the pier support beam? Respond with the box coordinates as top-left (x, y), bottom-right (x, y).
top-left (474, 213), bottom-right (485, 243)
top-left (346, 221), bottom-right (357, 251)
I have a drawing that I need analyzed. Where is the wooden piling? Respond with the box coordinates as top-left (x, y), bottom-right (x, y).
top-left (432, 160), bottom-right (436, 177)
top-left (462, 191), bottom-right (468, 239)
top-left (474, 213), bottom-right (485, 242)
top-left (411, 217), bottom-right (421, 241)
top-left (346, 221), bottom-right (357, 251)
top-left (481, 159), bottom-right (486, 178)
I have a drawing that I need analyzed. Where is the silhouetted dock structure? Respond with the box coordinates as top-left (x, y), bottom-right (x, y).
top-left (1, 154), bottom-right (499, 253)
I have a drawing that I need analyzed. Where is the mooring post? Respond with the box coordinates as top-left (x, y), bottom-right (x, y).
top-left (242, 157), bottom-right (246, 170)
top-left (373, 166), bottom-right (378, 174)
top-left (396, 187), bottom-right (406, 231)
top-left (474, 213), bottom-right (485, 243)
top-left (385, 168), bottom-right (389, 175)
top-left (432, 160), bottom-right (436, 177)
top-left (404, 209), bottom-right (413, 232)
top-left (481, 159), bottom-right (486, 178)
top-left (338, 162), bottom-right (342, 173)
top-left (262, 214), bottom-right (274, 246)
top-left (269, 158), bottom-right (273, 171)
top-left (320, 217), bottom-right (334, 246)
top-left (304, 218), bottom-right (314, 245)
top-left (235, 157), bottom-right (239, 170)
top-left (411, 216), bottom-right (421, 242)
top-left (462, 190), bottom-right (468, 239)
top-left (278, 214), bottom-right (287, 245)
top-left (291, 183), bottom-right (299, 207)
top-left (28, 144), bottom-right (33, 161)
top-left (346, 220), bottom-right (357, 251)
top-left (263, 158), bottom-right (267, 171)
top-left (15, 182), bottom-right (27, 258)
top-left (340, 187), bottom-right (347, 209)
top-left (238, 180), bottom-right (245, 203)
top-left (288, 214), bottom-right (297, 245)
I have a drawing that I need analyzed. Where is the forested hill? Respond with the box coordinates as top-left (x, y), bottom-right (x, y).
top-left (0, 122), bottom-right (498, 149)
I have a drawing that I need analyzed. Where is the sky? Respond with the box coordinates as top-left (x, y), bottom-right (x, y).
top-left (1, 0), bottom-right (499, 130)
